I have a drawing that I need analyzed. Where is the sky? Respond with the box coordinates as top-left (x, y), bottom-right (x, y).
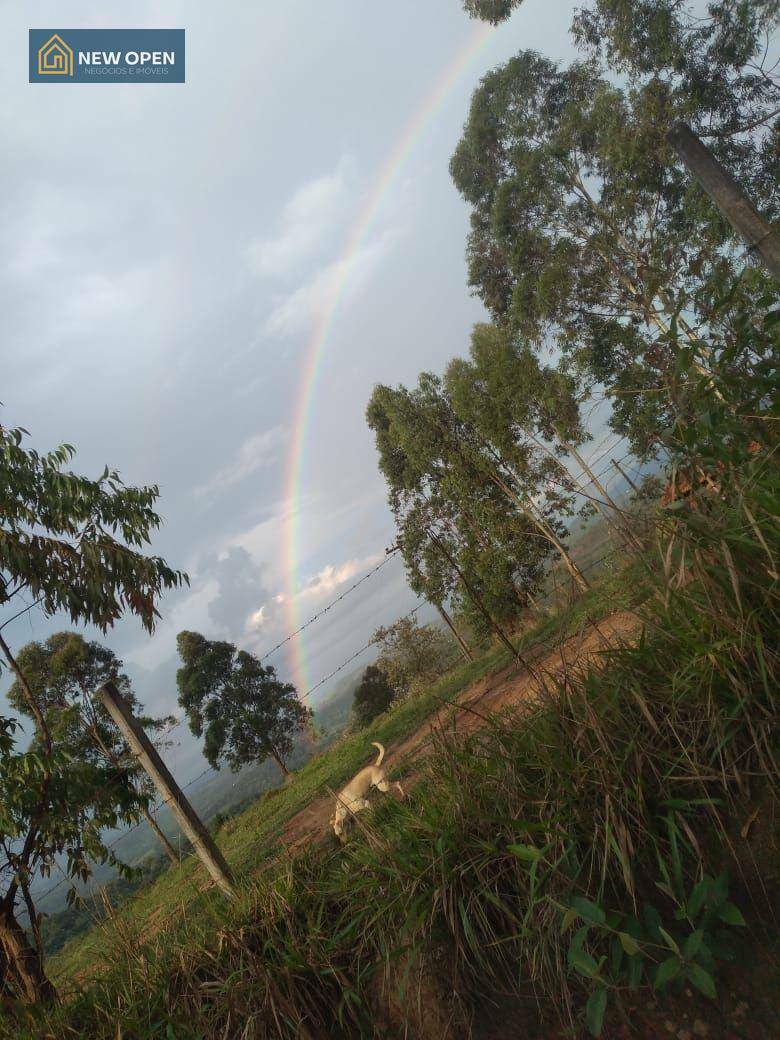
top-left (0, 0), bottom-right (588, 785)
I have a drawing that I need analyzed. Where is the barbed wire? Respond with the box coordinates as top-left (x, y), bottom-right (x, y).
top-left (298, 601), bottom-right (425, 704)
top-left (256, 550), bottom-right (401, 667)
top-left (33, 764), bottom-right (219, 909)
top-left (154, 549), bottom-right (402, 744)
top-left (33, 591), bottom-right (422, 909)
top-left (28, 464), bottom-right (649, 915)
top-left (37, 535), bottom-right (635, 969)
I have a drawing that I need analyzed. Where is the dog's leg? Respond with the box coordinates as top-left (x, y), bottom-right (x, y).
top-left (395, 782), bottom-right (405, 798)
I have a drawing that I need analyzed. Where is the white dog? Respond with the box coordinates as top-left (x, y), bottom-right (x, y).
top-left (330, 742), bottom-right (403, 839)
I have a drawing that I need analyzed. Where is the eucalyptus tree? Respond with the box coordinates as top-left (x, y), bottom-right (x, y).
top-left (395, 497), bottom-right (473, 661)
top-left (368, 375), bottom-right (569, 651)
top-left (462, 0), bottom-right (780, 153)
top-left (176, 632), bottom-right (310, 777)
top-left (0, 421), bottom-right (186, 1002)
top-left (7, 634), bottom-right (179, 865)
top-left (449, 18), bottom-right (780, 452)
top-left (461, 0), bottom-right (518, 23)
top-left (370, 616), bottom-right (454, 696)
top-left (445, 323), bottom-right (642, 550)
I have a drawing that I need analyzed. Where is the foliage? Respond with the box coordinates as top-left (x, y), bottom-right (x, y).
top-left (561, 871), bottom-right (746, 1035)
top-left (6, 633), bottom-right (174, 806)
top-left (0, 424), bottom-right (186, 633)
top-left (367, 369), bottom-right (574, 630)
top-left (351, 665), bottom-right (397, 729)
top-left (0, 424), bottom-right (185, 1003)
top-left (40, 853), bottom-right (168, 958)
top-left (449, 7), bottom-right (780, 452)
top-left (176, 631), bottom-right (310, 776)
top-left (370, 615), bottom-right (455, 696)
top-left (461, 0), bottom-right (520, 23)
top-left (21, 433), bottom-right (778, 1037)
top-left (23, 274), bottom-right (779, 1035)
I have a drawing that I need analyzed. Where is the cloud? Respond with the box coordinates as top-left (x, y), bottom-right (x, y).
top-left (296, 551), bottom-right (384, 603)
top-left (246, 594), bottom-right (285, 633)
top-left (195, 426), bottom-right (286, 498)
top-left (248, 156), bottom-right (355, 278)
top-left (202, 546), bottom-right (283, 636)
top-left (262, 232), bottom-right (396, 339)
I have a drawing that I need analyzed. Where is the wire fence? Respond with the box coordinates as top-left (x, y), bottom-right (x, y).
top-left (29, 457), bottom-right (649, 916)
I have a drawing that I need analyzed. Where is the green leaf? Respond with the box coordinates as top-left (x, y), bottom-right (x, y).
top-left (569, 945), bottom-right (600, 979)
top-left (618, 931), bottom-right (641, 956)
top-left (658, 927), bottom-right (681, 955)
top-left (572, 896), bottom-right (606, 925)
top-left (643, 903), bottom-right (663, 940)
top-left (560, 907), bottom-right (578, 934)
top-left (570, 925), bottom-right (590, 952)
top-left (717, 902), bottom-right (746, 927)
top-left (687, 963), bottom-right (717, 999)
top-left (683, 929), bottom-right (704, 960)
top-left (508, 843), bottom-right (542, 862)
top-left (586, 986), bottom-right (608, 1037)
top-left (653, 956), bottom-right (681, 990)
top-left (687, 877), bottom-right (710, 918)
top-left (627, 955), bottom-right (643, 990)
top-left (710, 872), bottom-right (729, 908)
top-left (610, 937), bottom-right (624, 975)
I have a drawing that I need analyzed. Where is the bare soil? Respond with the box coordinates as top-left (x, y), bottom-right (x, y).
top-left (282, 610), bottom-right (638, 851)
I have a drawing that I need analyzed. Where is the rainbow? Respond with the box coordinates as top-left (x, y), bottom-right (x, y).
top-left (283, 23), bottom-right (494, 694)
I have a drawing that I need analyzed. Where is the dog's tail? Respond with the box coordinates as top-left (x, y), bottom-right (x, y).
top-left (371, 741), bottom-right (385, 766)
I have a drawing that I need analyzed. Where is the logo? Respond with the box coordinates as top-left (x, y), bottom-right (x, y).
top-left (29, 30), bottom-right (185, 84)
top-left (37, 33), bottom-right (73, 77)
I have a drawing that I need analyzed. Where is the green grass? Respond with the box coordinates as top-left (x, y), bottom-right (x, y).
top-left (45, 556), bottom-right (634, 993)
top-left (13, 472), bottom-right (776, 1040)
top-left (20, 469), bottom-right (776, 1040)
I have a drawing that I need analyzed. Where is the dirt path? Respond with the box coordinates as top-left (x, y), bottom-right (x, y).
top-left (282, 610), bottom-right (639, 851)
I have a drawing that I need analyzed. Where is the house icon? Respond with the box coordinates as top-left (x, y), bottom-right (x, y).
top-left (37, 34), bottom-right (73, 77)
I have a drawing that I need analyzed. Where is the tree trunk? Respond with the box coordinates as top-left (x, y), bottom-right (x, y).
top-left (611, 457), bottom-right (639, 495)
top-left (429, 531), bottom-right (521, 662)
top-left (435, 603), bottom-right (473, 662)
top-left (565, 442), bottom-right (643, 552)
top-left (524, 497), bottom-right (590, 593)
top-left (667, 121), bottom-right (780, 280)
top-left (483, 466), bottom-right (590, 592)
top-left (270, 748), bottom-right (289, 778)
top-left (141, 805), bottom-right (179, 865)
top-left (0, 905), bottom-right (56, 1004)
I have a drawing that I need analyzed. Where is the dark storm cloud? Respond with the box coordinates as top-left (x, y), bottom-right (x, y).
top-left (201, 546), bottom-right (280, 636)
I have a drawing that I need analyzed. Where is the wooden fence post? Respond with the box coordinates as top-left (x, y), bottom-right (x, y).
top-left (97, 681), bottom-right (235, 898)
top-left (667, 121), bottom-right (780, 280)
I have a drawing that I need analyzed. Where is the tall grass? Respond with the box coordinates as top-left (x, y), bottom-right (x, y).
top-left (11, 443), bottom-right (776, 1039)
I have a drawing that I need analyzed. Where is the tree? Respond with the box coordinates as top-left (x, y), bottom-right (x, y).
top-left (6, 634), bottom-right (179, 865)
top-left (449, 15), bottom-right (779, 453)
top-left (370, 616), bottom-right (455, 697)
top-left (352, 666), bottom-right (397, 729)
top-left (461, 0), bottom-right (520, 23)
top-left (367, 374), bottom-right (584, 598)
top-left (445, 323), bottom-right (641, 551)
top-left (0, 421), bottom-right (185, 1003)
top-left (176, 632), bottom-right (310, 777)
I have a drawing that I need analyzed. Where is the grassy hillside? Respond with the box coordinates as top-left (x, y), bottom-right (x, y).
top-left (42, 561), bottom-right (630, 991)
top-left (9, 460), bottom-right (775, 1039)
top-left (35, 678), bottom-right (365, 955)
